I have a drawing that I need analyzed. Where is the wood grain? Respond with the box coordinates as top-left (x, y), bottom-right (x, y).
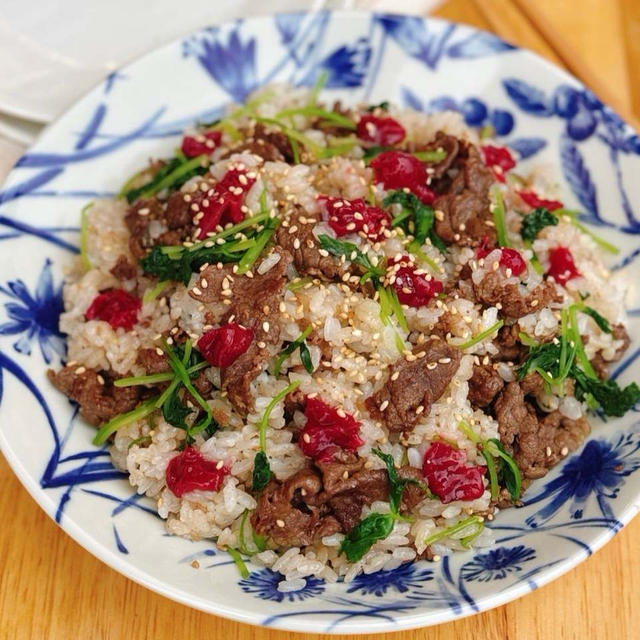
top-left (2, 1), bottom-right (639, 638)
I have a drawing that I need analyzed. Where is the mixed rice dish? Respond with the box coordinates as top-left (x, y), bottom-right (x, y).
top-left (48, 83), bottom-right (639, 590)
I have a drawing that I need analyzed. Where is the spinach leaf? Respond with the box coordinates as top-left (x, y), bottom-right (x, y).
top-left (338, 512), bottom-right (395, 562)
top-left (252, 450), bottom-right (273, 492)
top-left (372, 448), bottom-right (427, 513)
top-left (572, 369), bottom-right (640, 417)
top-left (487, 438), bottom-right (521, 501)
top-left (580, 305), bottom-right (612, 334)
top-left (162, 386), bottom-right (192, 430)
top-left (520, 207), bottom-right (558, 244)
top-left (317, 234), bottom-right (385, 286)
top-left (273, 325), bottom-right (314, 375)
top-left (366, 101), bottom-right (390, 112)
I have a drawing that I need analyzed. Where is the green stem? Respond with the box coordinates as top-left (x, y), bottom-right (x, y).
top-left (457, 319), bottom-right (504, 350)
top-left (93, 397), bottom-right (160, 445)
top-left (143, 280), bottom-right (169, 303)
top-left (490, 185), bottom-right (510, 247)
top-left (114, 361), bottom-right (208, 387)
top-left (258, 380), bottom-right (301, 452)
top-left (276, 106), bottom-right (355, 130)
top-left (138, 155), bottom-right (208, 201)
top-left (227, 547), bottom-right (250, 578)
top-left (80, 202), bottom-right (93, 271)
top-left (556, 209), bottom-right (619, 254)
top-left (569, 305), bottom-right (597, 379)
top-left (412, 149), bottom-right (448, 162)
top-left (424, 515), bottom-right (485, 547)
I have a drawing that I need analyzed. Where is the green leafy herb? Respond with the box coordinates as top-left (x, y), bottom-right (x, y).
top-left (338, 512), bottom-right (395, 562)
top-left (93, 396), bottom-right (161, 445)
top-left (80, 202), bottom-right (93, 271)
top-left (366, 101), bottom-right (390, 112)
top-left (276, 106), bottom-right (356, 130)
top-left (489, 185), bottom-right (510, 247)
top-left (572, 369), bottom-right (640, 417)
top-left (372, 449), bottom-right (428, 513)
top-left (411, 149), bottom-right (449, 163)
top-left (317, 234), bottom-right (385, 287)
top-left (143, 280), bottom-right (170, 303)
top-left (236, 217), bottom-right (279, 274)
top-left (486, 438), bottom-right (522, 501)
top-left (162, 385), bottom-right (192, 429)
top-left (252, 380), bottom-right (301, 493)
top-left (252, 450), bottom-right (273, 493)
top-left (140, 211), bottom-right (272, 284)
top-left (273, 325), bottom-right (314, 375)
top-left (423, 515), bottom-right (485, 548)
top-left (123, 154), bottom-right (208, 204)
top-left (383, 190), bottom-right (446, 255)
top-left (578, 304), bottom-right (612, 334)
top-left (308, 70), bottom-right (329, 106)
top-left (520, 207), bottom-right (558, 244)
top-left (114, 360), bottom-right (208, 388)
top-left (457, 319), bottom-right (504, 351)
top-left (227, 547), bottom-right (250, 578)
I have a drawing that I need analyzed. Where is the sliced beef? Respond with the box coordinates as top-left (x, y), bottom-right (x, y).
top-left (274, 207), bottom-right (348, 282)
top-left (48, 366), bottom-right (141, 426)
top-left (191, 248), bottom-right (293, 413)
top-left (125, 197), bottom-right (164, 259)
top-left (494, 323), bottom-right (526, 362)
top-left (366, 339), bottom-right (461, 432)
top-left (468, 363), bottom-right (505, 408)
top-left (494, 381), bottom-right (590, 479)
top-left (433, 144), bottom-right (496, 247)
top-left (473, 271), bottom-right (561, 319)
top-left (231, 123), bottom-right (294, 163)
top-left (164, 191), bottom-right (193, 231)
top-left (229, 139), bottom-right (285, 162)
top-left (418, 131), bottom-right (460, 180)
top-left (591, 323), bottom-right (631, 379)
top-left (110, 255), bottom-right (137, 281)
top-left (250, 468), bottom-right (340, 547)
top-left (136, 347), bottom-right (169, 375)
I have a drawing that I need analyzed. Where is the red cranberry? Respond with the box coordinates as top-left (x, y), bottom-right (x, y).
top-left (499, 248), bottom-right (527, 276)
top-left (197, 323), bottom-right (254, 367)
top-left (357, 114), bottom-right (406, 146)
top-left (422, 441), bottom-right (486, 503)
top-left (318, 195), bottom-right (390, 241)
top-left (547, 246), bottom-right (580, 285)
top-left (85, 289), bottom-right (141, 331)
top-left (181, 130), bottom-right (222, 158)
top-left (475, 235), bottom-right (495, 259)
top-left (517, 190), bottom-right (563, 211)
top-left (481, 145), bottom-right (516, 182)
top-left (299, 397), bottom-right (363, 462)
top-left (389, 256), bottom-right (443, 308)
top-left (370, 150), bottom-right (435, 204)
top-left (196, 165), bottom-right (257, 239)
top-left (165, 447), bottom-right (229, 497)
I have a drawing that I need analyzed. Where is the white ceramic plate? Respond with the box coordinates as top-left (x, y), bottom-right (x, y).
top-left (0, 10), bottom-right (639, 633)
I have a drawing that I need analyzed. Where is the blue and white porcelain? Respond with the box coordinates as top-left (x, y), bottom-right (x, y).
top-left (0, 11), bottom-right (638, 633)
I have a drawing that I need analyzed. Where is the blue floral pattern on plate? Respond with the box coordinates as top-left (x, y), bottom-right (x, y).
top-left (0, 10), bottom-right (638, 633)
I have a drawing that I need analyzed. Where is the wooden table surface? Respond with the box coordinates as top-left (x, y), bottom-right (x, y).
top-left (1, 0), bottom-right (639, 638)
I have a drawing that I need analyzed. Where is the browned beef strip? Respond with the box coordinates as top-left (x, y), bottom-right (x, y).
top-left (47, 366), bottom-right (142, 426)
top-left (494, 381), bottom-right (590, 479)
top-left (190, 248), bottom-right (293, 413)
top-left (110, 255), bottom-right (137, 281)
top-left (417, 131), bottom-right (460, 180)
top-left (468, 363), bottom-right (505, 408)
top-left (365, 339), bottom-right (461, 432)
top-left (164, 190), bottom-right (193, 230)
top-left (274, 207), bottom-right (348, 282)
top-left (473, 271), bottom-right (561, 319)
top-left (136, 347), bottom-right (169, 374)
top-left (591, 323), bottom-right (631, 379)
top-left (228, 138), bottom-right (285, 162)
top-left (250, 468), bottom-right (341, 547)
top-left (125, 197), bottom-right (164, 259)
top-left (232, 123), bottom-right (295, 163)
top-left (494, 323), bottom-right (526, 362)
top-left (433, 144), bottom-right (497, 247)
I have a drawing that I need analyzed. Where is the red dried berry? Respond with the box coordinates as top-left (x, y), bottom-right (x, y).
top-left (181, 130), bottom-right (222, 158)
top-left (85, 289), bottom-right (141, 331)
top-left (475, 235), bottom-right (495, 259)
top-left (499, 248), bottom-right (527, 276)
top-left (299, 396), bottom-right (363, 462)
top-left (318, 195), bottom-right (390, 241)
top-left (517, 190), bottom-right (564, 211)
top-left (547, 246), bottom-right (581, 285)
top-left (197, 323), bottom-right (254, 367)
top-left (422, 441), bottom-right (486, 503)
top-left (196, 166), bottom-right (257, 239)
top-left (165, 447), bottom-right (229, 497)
top-left (481, 145), bottom-right (516, 182)
top-left (370, 150), bottom-right (435, 204)
top-left (357, 114), bottom-right (406, 146)
top-left (389, 256), bottom-right (443, 308)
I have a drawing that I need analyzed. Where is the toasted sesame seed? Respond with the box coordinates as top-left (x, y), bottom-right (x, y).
top-left (216, 460), bottom-right (224, 470)
top-left (379, 400), bottom-right (389, 411)
top-left (438, 357), bottom-right (452, 364)
top-left (97, 375), bottom-right (105, 385)
top-left (262, 321), bottom-right (270, 332)
top-left (561, 446), bottom-right (569, 456)
top-left (192, 286), bottom-right (202, 296)
top-left (391, 371), bottom-right (400, 381)
top-left (156, 347), bottom-right (164, 356)
top-left (276, 519), bottom-right (285, 528)
top-left (302, 433), bottom-right (311, 443)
